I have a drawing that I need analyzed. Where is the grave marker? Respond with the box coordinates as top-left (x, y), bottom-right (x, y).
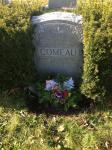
top-left (48, 0), bottom-right (77, 9)
top-left (31, 12), bottom-right (83, 78)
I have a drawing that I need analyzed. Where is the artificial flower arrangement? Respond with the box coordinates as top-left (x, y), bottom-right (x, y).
top-left (45, 78), bottom-right (73, 101)
top-left (36, 75), bottom-right (81, 111)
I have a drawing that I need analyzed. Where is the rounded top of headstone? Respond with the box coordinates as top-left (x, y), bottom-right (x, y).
top-left (31, 12), bottom-right (82, 25)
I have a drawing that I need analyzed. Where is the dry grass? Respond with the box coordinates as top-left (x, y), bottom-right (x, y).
top-left (0, 93), bottom-right (112, 150)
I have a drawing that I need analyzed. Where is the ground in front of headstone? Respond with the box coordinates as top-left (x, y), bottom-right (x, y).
top-left (25, 74), bottom-right (92, 114)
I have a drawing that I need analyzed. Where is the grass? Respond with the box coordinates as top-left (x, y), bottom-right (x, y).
top-left (0, 91), bottom-right (112, 150)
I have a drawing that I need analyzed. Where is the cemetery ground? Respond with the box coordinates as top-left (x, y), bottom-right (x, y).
top-left (0, 88), bottom-right (112, 150)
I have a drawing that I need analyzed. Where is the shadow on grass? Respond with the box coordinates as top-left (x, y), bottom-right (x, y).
top-left (26, 98), bottom-right (112, 117)
top-left (1, 86), bottom-right (111, 117)
top-left (0, 88), bottom-right (27, 110)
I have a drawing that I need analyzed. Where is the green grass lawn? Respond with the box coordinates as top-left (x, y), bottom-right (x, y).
top-left (0, 91), bottom-right (112, 150)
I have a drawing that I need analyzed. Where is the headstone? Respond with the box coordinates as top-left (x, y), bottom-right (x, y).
top-left (4, 0), bottom-right (12, 4)
top-left (31, 12), bottom-right (83, 79)
top-left (48, 0), bottom-right (77, 9)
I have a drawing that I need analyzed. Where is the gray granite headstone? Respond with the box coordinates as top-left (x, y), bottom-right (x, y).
top-left (31, 12), bottom-right (83, 78)
top-left (49, 0), bottom-right (77, 9)
top-left (4, 0), bottom-right (12, 4)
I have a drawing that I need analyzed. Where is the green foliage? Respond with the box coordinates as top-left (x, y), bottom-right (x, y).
top-left (0, 1), bottom-right (45, 89)
top-left (36, 77), bottom-right (81, 112)
top-left (77, 0), bottom-right (112, 101)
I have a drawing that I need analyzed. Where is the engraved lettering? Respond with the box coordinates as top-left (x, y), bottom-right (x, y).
top-left (38, 48), bottom-right (76, 56)
top-left (39, 49), bottom-right (45, 56)
top-left (52, 49), bottom-right (60, 55)
top-left (71, 49), bottom-right (75, 56)
top-left (47, 49), bottom-right (52, 55)
top-left (65, 49), bottom-right (71, 56)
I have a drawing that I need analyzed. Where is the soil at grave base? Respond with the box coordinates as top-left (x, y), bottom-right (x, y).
top-left (25, 96), bottom-right (92, 116)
